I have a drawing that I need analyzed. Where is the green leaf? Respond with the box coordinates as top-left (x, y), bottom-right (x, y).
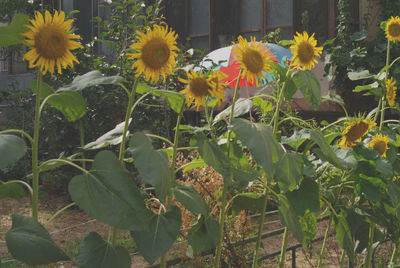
top-left (84, 120), bottom-right (131, 150)
top-left (286, 178), bottom-right (320, 216)
top-left (275, 152), bottom-right (304, 192)
top-left (57, 70), bottom-right (123, 92)
top-left (213, 98), bottom-right (253, 124)
top-left (188, 215), bottom-right (220, 255)
top-left (387, 181), bottom-right (400, 220)
top-left (130, 206), bottom-right (181, 264)
top-left (68, 151), bottom-right (150, 231)
top-left (281, 129), bottom-right (310, 150)
top-left (334, 211), bottom-right (354, 261)
top-left (351, 30), bottom-right (368, 41)
top-left (46, 91), bottom-right (87, 122)
top-left (347, 70), bottom-right (373, 81)
top-left (150, 90), bottom-right (185, 114)
top-left (0, 14), bottom-right (29, 47)
top-left (230, 118), bottom-right (283, 179)
top-left (321, 91), bottom-right (345, 106)
top-left (182, 159), bottom-right (207, 173)
top-left (353, 82), bottom-right (379, 93)
top-left (173, 183), bottom-right (208, 215)
top-left (129, 132), bottom-right (170, 203)
top-left (0, 181), bottom-right (26, 199)
top-left (299, 210), bottom-right (317, 247)
top-left (0, 135), bottom-right (27, 170)
top-left (278, 197), bottom-right (304, 244)
top-left (231, 193), bottom-right (265, 214)
top-left (76, 232), bottom-right (131, 268)
top-left (376, 158), bottom-right (393, 178)
top-left (253, 96), bottom-right (274, 113)
top-left (5, 214), bottom-right (69, 265)
top-left (310, 130), bottom-right (342, 168)
top-left (30, 80), bottom-right (55, 99)
top-left (292, 70), bottom-right (321, 110)
top-left (136, 82), bottom-right (152, 94)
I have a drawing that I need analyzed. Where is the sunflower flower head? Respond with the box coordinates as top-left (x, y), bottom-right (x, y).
top-left (22, 10), bottom-right (83, 76)
top-left (179, 70), bottom-right (221, 110)
top-left (290, 31), bottom-right (323, 70)
top-left (385, 16), bottom-right (400, 42)
top-left (386, 77), bottom-right (397, 107)
top-left (128, 24), bottom-right (179, 83)
top-left (339, 118), bottom-right (376, 149)
top-left (208, 70), bottom-right (227, 106)
top-left (232, 36), bottom-right (274, 86)
top-left (369, 133), bottom-right (390, 157)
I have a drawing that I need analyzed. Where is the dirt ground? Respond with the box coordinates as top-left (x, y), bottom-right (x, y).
top-left (0, 194), bottom-right (374, 268)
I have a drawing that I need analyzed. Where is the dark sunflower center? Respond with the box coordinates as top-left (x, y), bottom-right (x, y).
top-left (242, 49), bottom-right (264, 73)
top-left (297, 42), bottom-right (314, 63)
top-left (35, 25), bottom-right (67, 59)
top-left (373, 141), bottom-right (387, 156)
top-left (142, 38), bottom-right (171, 69)
top-left (347, 121), bottom-right (369, 142)
top-left (190, 78), bottom-right (209, 97)
top-left (389, 23), bottom-right (400, 37)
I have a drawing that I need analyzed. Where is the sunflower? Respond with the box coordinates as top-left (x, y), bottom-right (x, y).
top-left (290, 32), bottom-right (323, 70)
top-left (386, 77), bottom-right (397, 107)
top-left (338, 118), bottom-right (376, 149)
top-left (208, 70), bottom-right (227, 106)
top-left (179, 70), bottom-right (223, 110)
top-left (369, 133), bottom-right (390, 157)
top-left (22, 10), bottom-right (82, 76)
top-left (385, 16), bottom-right (400, 42)
top-left (127, 24), bottom-right (179, 83)
top-left (232, 36), bottom-right (274, 85)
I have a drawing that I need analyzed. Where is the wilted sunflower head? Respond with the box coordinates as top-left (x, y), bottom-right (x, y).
top-left (128, 24), bottom-right (179, 83)
top-left (338, 118), bottom-right (376, 149)
top-left (179, 70), bottom-right (216, 110)
top-left (386, 77), bottom-right (397, 107)
top-left (22, 10), bottom-right (83, 76)
top-left (369, 133), bottom-right (390, 157)
top-left (290, 31), bottom-right (323, 70)
top-left (232, 36), bottom-right (274, 85)
top-left (386, 16), bottom-right (400, 42)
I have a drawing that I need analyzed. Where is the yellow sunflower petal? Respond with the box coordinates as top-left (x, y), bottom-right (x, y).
top-left (290, 31), bottom-right (323, 70)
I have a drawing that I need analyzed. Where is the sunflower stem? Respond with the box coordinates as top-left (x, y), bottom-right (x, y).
top-left (366, 222), bottom-right (375, 268)
top-left (32, 71), bottom-right (42, 220)
top-left (272, 68), bottom-right (290, 133)
top-left (278, 227), bottom-right (289, 268)
top-left (110, 79), bottom-right (139, 246)
top-left (390, 240), bottom-right (399, 266)
top-left (214, 68), bottom-right (243, 268)
top-left (317, 215), bottom-right (332, 268)
top-left (79, 119), bottom-right (86, 170)
top-left (251, 188), bottom-right (268, 268)
top-left (204, 98), bottom-right (215, 139)
top-left (380, 40), bottom-right (391, 131)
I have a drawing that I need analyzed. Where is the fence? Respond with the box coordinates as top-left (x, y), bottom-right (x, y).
top-left (0, 48), bottom-right (8, 73)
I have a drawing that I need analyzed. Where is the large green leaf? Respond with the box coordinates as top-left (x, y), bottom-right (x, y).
top-left (135, 84), bottom-right (185, 113)
top-left (230, 118), bottom-right (283, 179)
top-left (310, 130), bottom-right (341, 168)
top-left (286, 178), bottom-right (320, 216)
top-left (84, 120), bottom-right (131, 150)
top-left (76, 232), bottom-right (131, 268)
top-left (387, 181), bottom-right (400, 220)
top-left (57, 71), bottom-right (123, 92)
top-left (0, 181), bottom-right (26, 199)
top-left (30, 79), bottom-right (55, 99)
top-left (291, 70), bottom-right (321, 110)
top-left (281, 129), bottom-right (310, 150)
top-left (173, 183), bottom-right (208, 215)
top-left (68, 151), bottom-right (150, 231)
top-left (213, 98), bottom-right (253, 124)
top-left (334, 211), bottom-right (355, 261)
top-left (347, 69), bottom-right (372, 81)
top-left (231, 193), bottom-right (265, 214)
top-left (0, 14), bottom-right (29, 47)
top-left (130, 206), bottom-right (181, 264)
top-left (5, 214), bottom-right (69, 265)
top-left (129, 132), bottom-right (170, 202)
top-left (275, 152), bottom-right (304, 192)
top-left (187, 215), bottom-right (220, 255)
top-left (46, 91), bottom-right (87, 122)
top-left (0, 135), bottom-right (27, 170)
top-left (278, 197), bottom-right (304, 244)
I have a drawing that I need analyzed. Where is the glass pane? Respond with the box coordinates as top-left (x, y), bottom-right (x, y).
top-left (63, 0), bottom-right (74, 14)
top-left (266, 27), bottom-right (293, 40)
top-left (240, 32), bottom-right (262, 41)
top-left (297, 0), bottom-right (328, 42)
top-left (266, 0), bottom-right (293, 27)
top-left (190, 37), bottom-right (209, 50)
top-left (240, 0), bottom-right (262, 31)
top-left (190, 0), bottom-right (209, 35)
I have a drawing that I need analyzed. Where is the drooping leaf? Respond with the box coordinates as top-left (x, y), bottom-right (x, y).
top-left (347, 69), bottom-right (372, 81)
top-left (0, 135), bottom-right (27, 170)
top-left (310, 130), bottom-right (341, 168)
top-left (286, 178), bottom-right (319, 216)
top-left (173, 183), bottom-right (208, 215)
top-left (351, 30), bottom-right (368, 41)
top-left (0, 14), bottom-right (29, 47)
top-left (281, 129), bottom-right (310, 150)
top-left (278, 197), bottom-right (304, 244)
top-left (0, 181), bottom-right (26, 199)
top-left (46, 91), bottom-right (87, 122)
top-left (231, 192), bottom-right (265, 214)
top-left (334, 211), bottom-right (355, 261)
top-left (299, 210), bottom-right (317, 247)
top-left (68, 151), bottom-right (150, 231)
top-left (213, 98), bottom-right (253, 124)
top-left (182, 159), bottom-right (207, 173)
top-left (230, 118), bottom-right (283, 179)
top-left (130, 206), bottom-right (181, 264)
top-left (187, 215), bottom-right (220, 255)
top-left (129, 132), bottom-right (170, 202)
top-left (275, 152), bottom-right (304, 192)
top-left (84, 120), bottom-right (131, 150)
top-left (150, 90), bottom-right (185, 114)
top-left (76, 232), bottom-right (131, 268)
top-left (5, 214), bottom-right (69, 265)
top-left (292, 70), bottom-right (321, 110)
top-left (57, 70), bottom-right (123, 92)
top-left (358, 174), bottom-right (385, 202)
top-left (387, 181), bottom-right (400, 220)
top-left (253, 96), bottom-right (274, 113)
top-left (30, 79), bottom-right (55, 99)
